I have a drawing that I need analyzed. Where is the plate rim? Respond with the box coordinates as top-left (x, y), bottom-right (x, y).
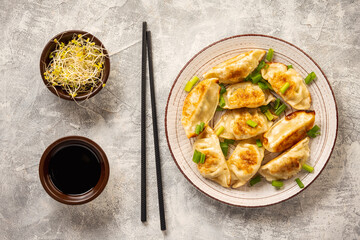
top-left (164, 34), bottom-right (338, 208)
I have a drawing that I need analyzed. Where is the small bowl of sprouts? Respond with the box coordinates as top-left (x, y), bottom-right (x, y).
top-left (40, 30), bottom-right (110, 101)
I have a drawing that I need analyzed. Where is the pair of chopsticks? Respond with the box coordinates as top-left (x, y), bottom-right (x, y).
top-left (141, 22), bottom-right (166, 231)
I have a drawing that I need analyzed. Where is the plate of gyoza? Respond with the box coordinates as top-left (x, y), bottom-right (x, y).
top-left (165, 35), bottom-right (337, 207)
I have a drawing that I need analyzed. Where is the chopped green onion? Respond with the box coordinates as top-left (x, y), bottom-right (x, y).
top-left (251, 73), bottom-right (262, 84)
top-left (295, 178), bottom-right (304, 188)
top-left (272, 180), bottom-right (283, 188)
top-left (266, 48), bottom-right (274, 62)
top-left (287, 65), bottom-right (293, 69)
top-left (265, 81), bottom-right (273, 90)
top-left (256, 60), bottom-right (266, 72)
top-left (224, 139), bottom-right (235, 145)
top-left (304, 71), bottom-right (317, 84)
top-left (274, 98), bottom-right (281, 110)
top-left (274, 103), bottom-right (287, 115)
top-left (219, 94), bottom-right (225, 107)
top-left (220, 142), bottom-right (229, 157)
top-left (184, 76), bottom-right (199, 92)
top-left (258, 81), bottom-right (268, 90)
top-left (264, 64), bottom-right (269, 69)
top-left (192, 150), bottom-right (201, 163)
top-left (246, 120), bottom-right (258, 128)
top-left (215, 126), bottom-right (225, 136)
top-left (250, 175), bottom-right (261, 186)
top-left (302, 163), bottom-right (314, 173)
top-left (279, 82), bottom-right (290, 94)
top-left (216, 106), bottom-right (224, 111)
top-left (244, 74), bottom-right (252, 82)
top-left (256, 139), bottom-right (262, 147)
top-left (307, 125), bottom-right (321, 138)
top-left (264, 110), bottom-right (274, 121)
top-left (195, 124), bottom-right (201, 135)
top-left (200, 153), bottom-right (206, 164)
top-left (219, 83), bottom-right (227, 95)
top-left (199, 122), bottom-right (205, 132)
top-left (260, 105), bottom-right (269, 113)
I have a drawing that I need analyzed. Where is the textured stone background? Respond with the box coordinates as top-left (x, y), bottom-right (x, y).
top-left (1, 0), bottom-right (359, 239)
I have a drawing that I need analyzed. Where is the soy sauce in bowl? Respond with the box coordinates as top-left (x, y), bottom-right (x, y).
top-left (49, 144), bottom-right (101, 195)
top-left (39, 136), bottom-right (109, 205)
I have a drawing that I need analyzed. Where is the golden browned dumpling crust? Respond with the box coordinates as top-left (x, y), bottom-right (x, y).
top-left (259, 137), bottom-right (310, 181)
top-left (214, 108), bottom-right (273, 140)
top-left (261, 62), bottom-right (311, 110)
top-left (203, 50), bottom-right (266, 84)
top-left (223, 82), bottom-right (275, 109)
top-left (181, 78), bottom-right (220, 138)
top-left (262, 110), bottom-right (315, 152)
top-left (193, 127), bottom-right (231, 187)
top-left (227, 140), bottom-right (265, 188)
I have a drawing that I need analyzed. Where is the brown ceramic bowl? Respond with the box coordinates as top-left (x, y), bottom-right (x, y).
top-left (39, 136), bottom-right (110, 205)
top-left (39, 30), bottom-right (110, 101)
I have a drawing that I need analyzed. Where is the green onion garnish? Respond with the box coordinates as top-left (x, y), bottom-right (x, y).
top-left (304, 72), bottom-right (317, 84)
top-left (246, 120), bottom-right (258, 128)
top-left (195, 124), bottom-right (201, 135)
top-left (216, 106), bottom-right (224, 111)
top-left (295, 178), bottom-right (304, 188)
top-left (250, 175), bottom-right (261, 186)
top-left (219, 94), bottom-right (225, 108)
top-left (265, 81), bottom-right (273, 90)
top-left (244, 74), bottom-right (252, 82)
top-left (274, 103), bottom-right (287, 115)
top-left (279, 82), bottom-right (290, 94)
top-left (251, 73), bottom-right (262, 84)
top-left (219, 83), bottom-right (226, 95)
top-left (287, 65), bottom-right (293, 69)
top-left (184, 76), bottom-right (199, 92)
top-left (260, 105), bottom-right (269, 113)
top-left (266, 48), bottom-right (274, 62)
top-left (192, 150), bottom-right (201, 163)
top-left (215, 126), bottom-right (225, 136)
top-left (220, 142), bottom-right (229, 157)
top-left (274, 98), bottom-right (281, 110)
top-left (256, 139), bottom-right (262, 147)
top-left (199, 122), bottom-right (205, 132)
top-left (264, 110), bottom-right (274, 121)
top-left (307, 125), bottom-right (320, 138)
top-left (302, 163), bottom-right (314, 173)
top-left (224, 139), bottom-right (235, 145)
top-left (200, 152), bottom-right (206, 164)
top-left (256, 60), bottom-right (266, 72)
top-left (272, 180), bottom-right (283, 188)
top-left (258, 81), bottom-right (268, 90)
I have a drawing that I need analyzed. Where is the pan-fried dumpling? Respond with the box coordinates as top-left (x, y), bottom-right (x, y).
top-left (262, 110), bottom-right (315, 152)
top-left (259, 137), bottom-right (310, 181)
top-left (182, 78), bottom-right (220, 138)
top-left (214, 108), bottom-right (273, 140)
top-left (203, 50), bottom-right (266, 84)
top-left (193, 126), bottom-right (231, 188)
top-left (227, 140), bottom-right (265, 188)
top-left (223, 82), bottom-right (275, 109)
top-left (261, 62), bottom-right (311, 110)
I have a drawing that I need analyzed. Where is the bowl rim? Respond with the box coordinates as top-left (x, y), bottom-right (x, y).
top-left (39, 136), bottom-right (110, 205)
top-left (164, 34), bottom-right (338, 208)
top-left (39, 30), bottom-right (110, 101)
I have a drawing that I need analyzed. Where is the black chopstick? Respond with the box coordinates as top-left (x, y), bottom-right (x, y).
top-left (141, 21), bottom-right (147, 223)
top-left (146, 30), bottom-right (166, 231)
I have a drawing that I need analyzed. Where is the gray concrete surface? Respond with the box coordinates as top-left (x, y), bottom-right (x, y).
top-left (1, 0), bottom-right (359, 239)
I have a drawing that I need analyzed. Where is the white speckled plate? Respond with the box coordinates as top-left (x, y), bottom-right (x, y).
top-left (165, 35), bottom-right (338, 207)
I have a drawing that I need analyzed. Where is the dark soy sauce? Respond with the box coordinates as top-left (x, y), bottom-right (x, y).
top-left (49, 144), bottom-right (101, 195)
